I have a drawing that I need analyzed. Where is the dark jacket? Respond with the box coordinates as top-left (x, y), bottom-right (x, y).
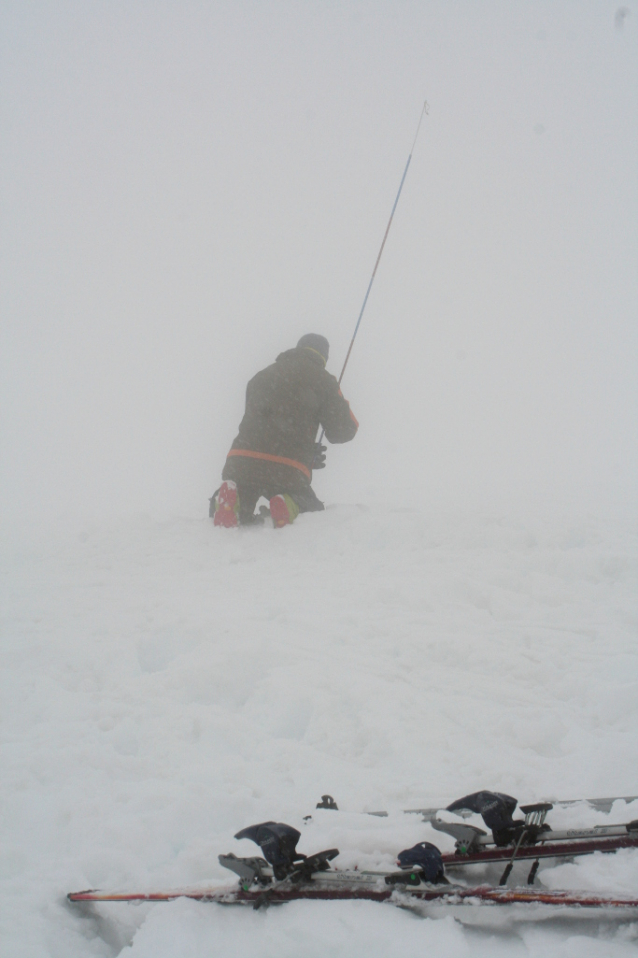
top-left (227, 347), bottom-right (358, 477)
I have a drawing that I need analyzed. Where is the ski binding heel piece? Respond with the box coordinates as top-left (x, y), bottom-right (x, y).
top-left (432, 819), bottom-right (486, 854)
top-left (290, 848), bottom-right (339, 883)
top-left (218, 854), bottom-right (272, 888)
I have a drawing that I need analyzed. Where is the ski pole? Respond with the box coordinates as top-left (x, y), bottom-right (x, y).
top-left (317, 102), bottom-right (428, 446)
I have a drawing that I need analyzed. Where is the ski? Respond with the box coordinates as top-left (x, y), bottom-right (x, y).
top-left (67, 881), bottom-right (638, 911)
top-left (441, 832), bottom-right (638, 867)
top-left (315, 792), bottom-right (638, 876)
top-left (433, 809), bottom-right (638, 868)
top-left (360, 794), bottom-right (638, 820)
top-left (403, 794), bottom-right (638, 821)
top-left (68, 815), bottom-right (638, 917)
top-left (420, 795), bottom-right (638, 885)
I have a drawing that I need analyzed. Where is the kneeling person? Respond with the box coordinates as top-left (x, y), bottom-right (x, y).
top-left (211, 334), bottom-right (358, 528)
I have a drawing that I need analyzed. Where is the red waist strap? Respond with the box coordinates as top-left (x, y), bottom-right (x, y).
top-left (226, 448), bottom-right (311, 480)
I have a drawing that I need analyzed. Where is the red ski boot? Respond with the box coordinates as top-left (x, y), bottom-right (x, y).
top-left (269, 494), bottom-right (300, 529)
top-left (213, 481), bottom-right (239, 528)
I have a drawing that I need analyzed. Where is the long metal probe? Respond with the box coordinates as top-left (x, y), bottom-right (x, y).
top-left (317, 103), bottom-right (428, 449)
top-left (335, 101), bottom-right (428, 389)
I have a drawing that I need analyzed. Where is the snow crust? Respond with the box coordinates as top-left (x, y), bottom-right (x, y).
top-left (2, 506), bottom-right (637, 956)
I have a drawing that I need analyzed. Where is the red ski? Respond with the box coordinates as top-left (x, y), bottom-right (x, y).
top-left (67, 881), bottom-right (638, 911)
top-left (68, 806), bottom-right (638, 917)
top-left (439, 828), bottom-right (638, 867)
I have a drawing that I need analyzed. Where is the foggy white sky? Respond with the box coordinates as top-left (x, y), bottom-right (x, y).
top-left (1, 0), bottom-right (636, 524)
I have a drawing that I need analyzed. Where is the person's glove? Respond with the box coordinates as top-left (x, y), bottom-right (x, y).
top-left (312, 443), bottom-right (327, 469)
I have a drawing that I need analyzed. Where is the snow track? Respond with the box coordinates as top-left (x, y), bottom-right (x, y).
top-left (2, 507), bottom-right (637, 956)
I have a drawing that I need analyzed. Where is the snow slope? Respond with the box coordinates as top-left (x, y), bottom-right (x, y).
top-left (2, 506), bottom-right (638, 956)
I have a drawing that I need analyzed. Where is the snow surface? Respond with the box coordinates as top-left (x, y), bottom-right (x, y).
top-left (2, 506), bottom-right (638, 956)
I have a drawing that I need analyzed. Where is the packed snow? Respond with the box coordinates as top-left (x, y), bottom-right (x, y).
top-left (2, 505), bottom-right (637, 956)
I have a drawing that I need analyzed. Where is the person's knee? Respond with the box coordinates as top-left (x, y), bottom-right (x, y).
top-left (294, 486), bottom-right (325, 513)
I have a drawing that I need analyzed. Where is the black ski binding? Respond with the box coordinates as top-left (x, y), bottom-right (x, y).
top-left (234, 821), bottom-right (339, 886)
top-left (447, 790), bottom-right (523, 845)
top-left (392, 841), bottom-right (447, 884)
top-left (235, 822), bottom-right (306, 880)
top-left (519, 802), bottom-right (553, 844)
top-left (288, 848), bottom-right (340, 883)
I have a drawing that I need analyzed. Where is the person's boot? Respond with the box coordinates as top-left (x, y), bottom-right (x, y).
top-left (213, 481), bottom-right (240, 527)
top-left (269, 494), bottom-right (299, 528)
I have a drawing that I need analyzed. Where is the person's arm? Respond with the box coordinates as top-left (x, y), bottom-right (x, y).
top-left (321, 375), bottom-right (359, 443)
